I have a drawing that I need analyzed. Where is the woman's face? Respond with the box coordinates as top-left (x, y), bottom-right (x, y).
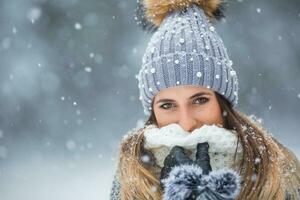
top-left (153, 85), bottom-right (224, 132)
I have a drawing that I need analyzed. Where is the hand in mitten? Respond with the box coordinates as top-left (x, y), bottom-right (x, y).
top-left (159, 142), bottom-right (212, 183)
top-left (159, 145), bottom-right (194, 184)
top-left (194, 142), bottom-right (212, 175)
top-left (160, 142), bottom-right (241, 200)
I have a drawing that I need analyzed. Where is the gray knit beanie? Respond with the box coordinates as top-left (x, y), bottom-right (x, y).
top-left (135, 0), bottom-right (239, 116)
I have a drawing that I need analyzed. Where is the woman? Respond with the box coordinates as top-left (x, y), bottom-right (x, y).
top-left (110, 0), bottom-right (300, 199)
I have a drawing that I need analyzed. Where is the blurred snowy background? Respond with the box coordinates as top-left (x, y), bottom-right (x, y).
top-left (0, 0), bottom-right (299, 199)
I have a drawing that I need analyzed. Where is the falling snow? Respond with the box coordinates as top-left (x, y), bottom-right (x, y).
top-left (251, 174), bottom-right (257, 182)
top-left (74, 22), bottom-right (82, 30)
top-left (196, 71), bottom-right (202, 77)
top-left (89, 53), bottom-right (94, 58)
top-left (256, 8), bottom-right (261, 13)
top-left (141, 154), bottom-right (150, 163)
top-left (254, 157), bottom-right (261, 164)
top-left (0, 145), bottom-right (7, 159)
top-left (84, 67), bottom-right (92, 72)
top-left (27, 7), bottom-right (42, 23)
top-left (12, 27), bottom-right (17, 34)
top-left (2, 37), bottom-right (11, 49)
top-left (66, 140), bottom-right (77, 150)
top-left (150, 186), bottom-right (158, 193)
top-left (230, 71), bottom-right (236, 76)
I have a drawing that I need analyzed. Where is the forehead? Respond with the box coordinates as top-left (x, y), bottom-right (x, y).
top-left (154, 85), bottom-right (213, 100)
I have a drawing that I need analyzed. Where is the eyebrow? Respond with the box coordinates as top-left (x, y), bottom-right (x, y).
top-left (155, 92), bottom-right (211, 105)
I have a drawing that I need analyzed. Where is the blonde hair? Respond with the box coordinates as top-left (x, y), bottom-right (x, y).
top-left (117, 93), bottom-right (300, 199)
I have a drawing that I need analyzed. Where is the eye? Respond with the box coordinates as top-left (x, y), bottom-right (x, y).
top-left (193, 97), bottom-right (209, 104)
top-left (159, 103), bottom-right (174, 110)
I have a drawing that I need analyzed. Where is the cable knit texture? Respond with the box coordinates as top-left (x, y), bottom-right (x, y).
top-left (110, 173), bottom-right (121, 200)
top-left (135, 4), bottom-right (239, 116)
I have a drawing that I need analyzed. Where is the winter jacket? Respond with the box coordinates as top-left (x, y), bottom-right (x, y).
top-left (109, 128), bottom-right (300, 200)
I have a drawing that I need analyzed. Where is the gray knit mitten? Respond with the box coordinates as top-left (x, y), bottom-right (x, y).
top-left (160, 143), bottom-right (241, 200)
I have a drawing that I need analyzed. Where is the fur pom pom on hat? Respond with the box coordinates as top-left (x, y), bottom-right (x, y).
top-left (140, 0), bottom-right (224, 27)
top-left (134, 0), bottom-right (239, 116)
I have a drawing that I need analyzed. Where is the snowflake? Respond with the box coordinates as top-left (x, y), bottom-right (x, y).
top-left (256, 8), bottom-right (261, 13)
top-left (74, 23), bottom-right (82, 30)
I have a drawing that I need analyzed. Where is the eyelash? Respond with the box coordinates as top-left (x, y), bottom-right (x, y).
top-left (159, 97), bottom-right (209, 110)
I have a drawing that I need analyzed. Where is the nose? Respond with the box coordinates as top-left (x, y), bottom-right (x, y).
top-left (177, 108), bottom-right (199, 133)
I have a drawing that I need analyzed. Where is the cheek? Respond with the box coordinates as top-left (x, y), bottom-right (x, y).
top-left (153, 106), bottom-right (182, 128)
top-left (195, 109), bottom-right (223, 125)
top-left (154, 110), bottom-right (177, 128)
top-left (193, 101), bottom-right (223, 125)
